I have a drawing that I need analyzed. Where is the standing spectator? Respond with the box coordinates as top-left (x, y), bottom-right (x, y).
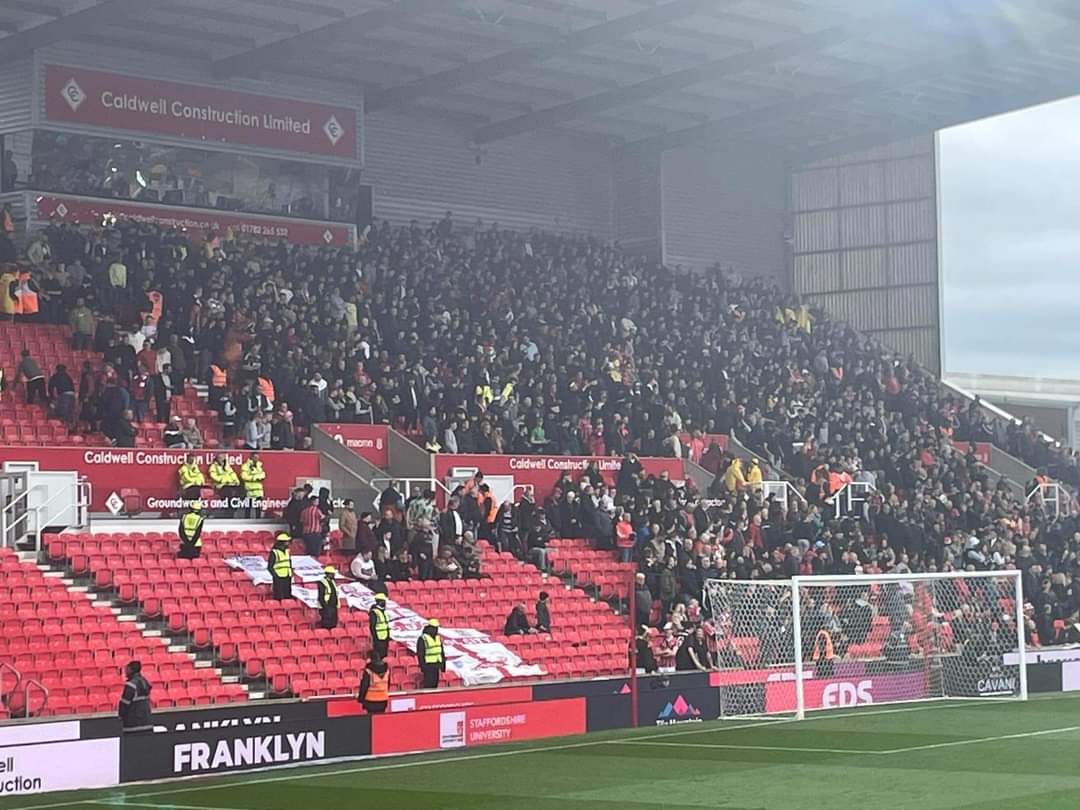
top-left (283, 488), bottom-right (306, 538)
top-left (68, 298), bottom-right (95, 350)
top-left (634, 572), bottom-right (653, 629)
top-left (301, 495), bottom-right (325, 557)
top-left (114, 409), bottom-right (137, 448)
top-left (16, 349), bottom-right (45, 404)
top-left (117, 660), bottom-right (152, 733)
top-left (270, 410), bottom-right (296, 450)
top-left (47, 363), bottom-right (75, 422)
top-left (338, 499), bottom-right (358, 555)
top-left (535, 591), bottom-right (551, 633)
top-left (675, 627), bottom-right (713, 672)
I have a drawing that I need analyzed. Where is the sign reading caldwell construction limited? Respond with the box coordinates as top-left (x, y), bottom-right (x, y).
top-left (44, 64), bottom-right (358, 160)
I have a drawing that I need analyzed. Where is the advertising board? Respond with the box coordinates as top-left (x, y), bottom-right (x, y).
top-left (0, 738), bottom-right (119, 795)
top-left (0, 446), bottom-right (320, 512)
top-left (316, 423), bottom-right (389, 467)
top-left (433, 454), bottom-right (684, 502)
top-left (44, 64), bottom-right (358, 160)
top-left (121, 710), bottom-right (369, 781)
top-left (370, 697), bottom-right (586, 755)
top-left (35, 194), bottom-right (355, 247)
top-left (764, 672), bottom-right (930, 713)
top-left (326, 684), bottom-right (533, 717)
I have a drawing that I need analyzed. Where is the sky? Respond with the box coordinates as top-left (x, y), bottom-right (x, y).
top-left (938, 93), bottom-right (1080, 380)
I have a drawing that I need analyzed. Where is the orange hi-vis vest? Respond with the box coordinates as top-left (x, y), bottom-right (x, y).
top-left (210, 364), bottom-right (227, 387)
top-left (257, 376), bottom-right (275, 403)
top-left (13, 273), bottom-right (38, 314)
top-left (365, 669), bottom-right (389, 702)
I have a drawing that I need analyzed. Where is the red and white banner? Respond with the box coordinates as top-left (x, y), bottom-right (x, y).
top-left (371, 697), bottom-right (586, 755)
top-left (227, 567), bottom-right (543, 686)
top-left (44, 64), bottom-right (358, 159)
top-left (316, 423), bottom-right (388, 467)
top-left (951, 441), bottom-right (992, 466)
top-left (0, 446), bottom-right (319, 512)
top-left (35, 194), bottom-right (354, 247)
top-left (433, 454), bottom-right (684, 502)
top-left (325, 684), bottom-right (533, 717)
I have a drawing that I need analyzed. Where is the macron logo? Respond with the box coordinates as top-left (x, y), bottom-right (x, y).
top-left (61, 78), bottom-right (86, 111)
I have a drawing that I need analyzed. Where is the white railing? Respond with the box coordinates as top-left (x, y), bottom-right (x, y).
top-left (1027, 482), bottom-right (1074, 521)
top-left (761, 480), bottom-right (806, 513)
top-left (369, 477), bottom-right (453, 510)
top-left (0, 476), bottom-right (89, 553)
top-left (832, 481), bottom-right (876, 520)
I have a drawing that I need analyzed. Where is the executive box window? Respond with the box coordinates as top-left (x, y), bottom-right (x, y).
top-left (28, 130), bottom-right (362, 223)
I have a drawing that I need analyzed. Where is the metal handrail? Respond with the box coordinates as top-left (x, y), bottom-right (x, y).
top-left (370, 477), bottom-right (453, 499)
top-left (761, 480), bottom-right (807, 513)
top-left (0, 661), bottom-right (21, 700)
top-left (1027, 482), bottom-right (1074, 520)
top-left (832, 481), bottom-right (877, 520)
top-left (4, 484), bottom-right (78, 553)
top-left (24, 678), bottom-right (47, 717)
top-left (0, 478), bottom-right (35, 549)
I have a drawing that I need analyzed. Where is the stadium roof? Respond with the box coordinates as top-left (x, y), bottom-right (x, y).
top-left (4, 0), bottom-right (1080, 161)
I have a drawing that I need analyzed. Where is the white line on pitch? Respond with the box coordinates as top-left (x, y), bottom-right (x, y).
top-left (879, 724), bottom-right (1080, 754)
top-left (608, 740), bottom-right (869, 755)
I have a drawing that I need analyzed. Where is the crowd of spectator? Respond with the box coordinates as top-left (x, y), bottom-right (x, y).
top-left (5, 210), bottom-right (1080, 662)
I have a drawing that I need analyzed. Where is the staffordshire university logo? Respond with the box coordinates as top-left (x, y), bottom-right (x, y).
top-left (61, 77), bottom-right (86, 111)
top-left (656, 694), bottom-right (702, 725)
top-left (323, 115), bottom-right (344, 146)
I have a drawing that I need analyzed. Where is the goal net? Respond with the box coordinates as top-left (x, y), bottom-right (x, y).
top-left (703, 571), bottom-right (1026, 719)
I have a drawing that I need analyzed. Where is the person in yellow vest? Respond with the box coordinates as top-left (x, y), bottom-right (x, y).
top-left (369, 592), bottom-right (391, 659)
top-left (746, 458), bottom-right (764, 491)
top-left (177, 501), bottom-right (205, 560)
top-left (208, 453), bottom-right (242, 517)
top-left (239, 453), bottom-right (266, 519)
top-left (177, 453), bottom-right (205, 501)
top-left (268, 532), bottom-right (292, 601)
top-left (812, 627), bottom-right (836, 678)
top-left (317, 564), bottom-right (339, 629)
top-left (722, 458), bottom-right (745, 493)
top-left (416, 618), bottom-right (445, 689)
top-left (357, 654), bottom-right (390, 714)
top-left (0, 266), bottom-right (17, 316)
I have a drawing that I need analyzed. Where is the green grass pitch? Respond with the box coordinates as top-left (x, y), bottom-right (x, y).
top-left (9, 694), bottom-right (1080, 810)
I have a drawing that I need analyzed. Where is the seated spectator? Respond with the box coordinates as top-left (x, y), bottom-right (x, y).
top-left (460, 544), bottom-right (482, 579)
top-left (162, 416), bottom-right (185, 448)
top-left (433, 546), bottom-right (462, 580)
top-left (349, 549), bottom-right (379, 586)
top-left (384, 547), bottom-right (412, 583)
top-left (504, 603), bottom-right (535, 635)
top-left (181, 417), bottom-right (203, 449)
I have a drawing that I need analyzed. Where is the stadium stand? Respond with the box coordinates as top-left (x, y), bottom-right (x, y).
top-left (0, 545), bottom-right (244, 717)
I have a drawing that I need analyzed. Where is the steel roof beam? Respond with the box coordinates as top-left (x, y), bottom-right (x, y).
top-left (472, 22), bottom-right (855, 143)
top-left (211, 0), bottom-right (446, 79)
top-left (0, 0), bottom-right (163, 65)
top-left (366, 0), bottom-right (728, 112)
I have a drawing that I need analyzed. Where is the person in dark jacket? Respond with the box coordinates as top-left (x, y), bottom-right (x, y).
top-left (118, 660), bottom-right (152, 732)
top-left (535, 591), bottom-right (551, 633)
top-left (634, 625), bottom-right (658, 674)
top-left (357, 655), bottom-right (390, 714)
top-left (504, 603), bottom-right (534, 635)
top-left (282, 488), bottom-right (305, 538)
top-left (47, 363), bottom-right (75, 421)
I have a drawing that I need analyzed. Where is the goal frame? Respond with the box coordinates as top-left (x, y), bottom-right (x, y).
top-left (703, 570), bottom-right (1027, 720)
top-left (788, 570), bottom-right (1027, 719)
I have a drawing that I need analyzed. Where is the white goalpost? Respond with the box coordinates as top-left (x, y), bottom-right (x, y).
top-left (703, 570), bottom-right (1027, 720)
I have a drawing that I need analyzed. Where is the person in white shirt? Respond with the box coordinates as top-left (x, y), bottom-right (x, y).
top-left (350, 549), bottom-right (378, 585)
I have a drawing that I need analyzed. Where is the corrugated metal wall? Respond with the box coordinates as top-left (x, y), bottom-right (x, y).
top-left (612, 142), bottom-right (662, 261)
top-left (0, 58), bottom-right (32, 135)
top-left (790, 135), bottom-right (940, 371)
top-left (363, 107), bottom-right (613, 237)
top-left (660, 143), bottom-right (787, 283)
